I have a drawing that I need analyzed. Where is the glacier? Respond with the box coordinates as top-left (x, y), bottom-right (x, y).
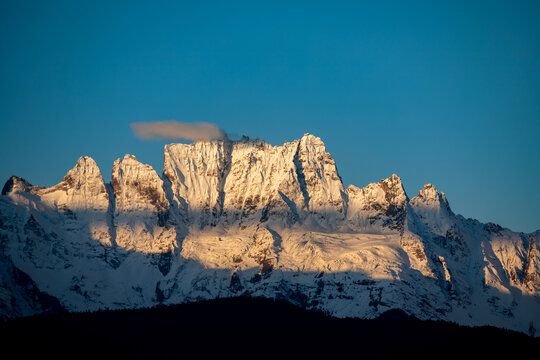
top-left (0, 134), bottom-right (538, 335)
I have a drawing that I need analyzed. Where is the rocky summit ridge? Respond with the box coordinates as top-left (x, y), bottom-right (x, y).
top-left (0, 134), bottom-right (538, 336)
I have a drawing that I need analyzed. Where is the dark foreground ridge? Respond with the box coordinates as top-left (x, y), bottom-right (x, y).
top-left (0, 297), bottom-right (537, 359)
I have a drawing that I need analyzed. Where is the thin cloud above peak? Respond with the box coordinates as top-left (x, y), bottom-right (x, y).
top-left (131, 121), bottom-right (229, 142)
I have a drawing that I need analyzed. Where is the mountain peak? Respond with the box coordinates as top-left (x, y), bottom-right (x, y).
top-left (110, 152), bottom-right (173, 252)
top-left (72, 156), bottom-right (100, 172)
top-left (383, 174), bottom-right (402, 185)
top-left (380, 174), bottom-right (407, 204)
top-left (420, 183), bottom-right (438, 194)
top-left (63, 156), bottom-right (102, 183)
top-left (112, 154), bottom-right (159, 175)
top-left (409, 183), bottom-right (453, 234)
top-left (122, 154), bottom-right (138, 161)
top-left (411, 183), bottom-right (450, 210)
top-left (53, 156), bottom-right (108, 211)
top-left (300, 133), bottom-right (325, 149)
top-left (1, 176), bottom-right (34, 195)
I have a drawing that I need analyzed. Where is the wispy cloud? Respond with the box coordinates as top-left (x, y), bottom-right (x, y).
top-left (131, 121), bottom-right (228, 142)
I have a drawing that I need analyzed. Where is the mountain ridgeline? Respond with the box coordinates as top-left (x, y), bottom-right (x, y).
top-left (0, 134), bottom-right (538, 336)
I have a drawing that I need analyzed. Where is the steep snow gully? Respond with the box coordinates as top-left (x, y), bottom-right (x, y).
top-left (0, 134), bottom-right (538, 336)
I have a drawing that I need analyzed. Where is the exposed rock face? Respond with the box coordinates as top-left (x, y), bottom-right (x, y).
top-left (163, 134), bottom-right (347, 228)
top-left (0, 134), bottom-right (538, 336)
top-left (43, 156), bottom-right (109, 212)
top-left (410, 184), bottom-right (453, 234)
top-left (1, 176), bottom-right (34, 195)
top-left (111, 155), bottom-right (176, 255)
top-left (346, 174), bottom-right (408, 232)
top-left (295, 134), bottom-right (347, 223)
top-left (221, 139), bottom-right (303, 225)
top-left (164, 140), bottom-right (232, 226)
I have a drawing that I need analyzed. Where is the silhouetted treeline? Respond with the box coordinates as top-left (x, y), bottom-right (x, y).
top-left (0, 297), bottom-right (537, 359)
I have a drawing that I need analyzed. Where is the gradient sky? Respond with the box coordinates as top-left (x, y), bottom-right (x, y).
top-left (1, 1), bottom-right (539, 232)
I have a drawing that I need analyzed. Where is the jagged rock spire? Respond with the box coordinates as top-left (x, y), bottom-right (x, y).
top-left (111, 154), bottom-right (176, 255)
top-left (409, 183), bottom-right (454, 234)
top-left (346, 173), bottom-right (408, 231)
top-left (44, 156), bottom-right (109, 212)
top-left (111, 154), bottom-right (169, 213)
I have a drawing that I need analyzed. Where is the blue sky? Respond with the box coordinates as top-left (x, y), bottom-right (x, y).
top-left (1, 1), bottom-right (539, 232)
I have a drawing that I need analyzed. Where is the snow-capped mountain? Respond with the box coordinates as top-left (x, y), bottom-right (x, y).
top-left (0, 134), bottom-right (538, 335)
